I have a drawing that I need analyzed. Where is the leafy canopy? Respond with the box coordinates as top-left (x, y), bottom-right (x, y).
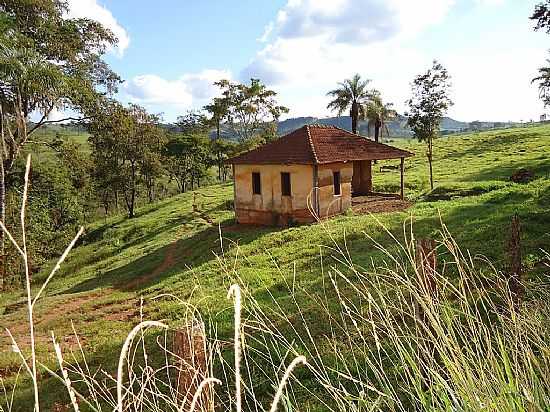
top-left (88, 102), bottom-right (166, 218)
top-left (0, 0), bottom-right (120, 171)
top-left (530, 1), bottom-right (550, 105)
top-left (211, 78), bottom-right (288, 142)
top-left (531, 0), bottom-right (550, 33)
top-left (406, 61), bottom-right (453, 142)
top-left (365, 91), bottom-right (397, 133)
top-left (326, 73), bottom-right (372, 117)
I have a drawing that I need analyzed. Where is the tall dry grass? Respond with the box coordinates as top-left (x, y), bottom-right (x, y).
top-left (235, 215), bottom-right (550, 411)
top-left (1, 155), bottom-right (549, 411)
top-left (0, 156), bottom-right (307, 412)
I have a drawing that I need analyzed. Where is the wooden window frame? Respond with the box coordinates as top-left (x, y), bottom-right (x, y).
top-left (333, 171), bottom-right (341, 196)
top-left (281, 172), bottom-right (291, 197)
top-left (252, 172), bottom-right (261, 195)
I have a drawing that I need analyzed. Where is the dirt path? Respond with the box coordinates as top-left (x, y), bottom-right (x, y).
top-left (1, 207), bottom-right (215, 360)
top-left (122, 208), bottom-right (213, 290)
top-left (352, 195), bottom-right (412, 214)
top-left (122, 237), bottom-right (180, 290)
top-left (0, 289), bottom-right (113, 349)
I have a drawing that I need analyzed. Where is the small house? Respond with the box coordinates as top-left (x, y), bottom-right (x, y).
top-left (226, 125), bottom-right (414, 225)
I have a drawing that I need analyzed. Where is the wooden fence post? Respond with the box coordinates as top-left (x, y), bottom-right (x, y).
top-left (400, 157), bottom-right (405, 200)
top-left (508, 215), bottom-right (523, 309)
top-left (0, 254), bottom-right (4, 290)
top-left (415, 238), bottom-right (438, 300)
top-left (415, 238), bottom-right (438, 389)
top-left (173, 320), bottom-right (212, 412)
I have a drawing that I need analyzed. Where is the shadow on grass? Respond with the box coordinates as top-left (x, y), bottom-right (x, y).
top-left (462, 160), bottom-right (550, 182)
top-left (440, 132), bottom-right (544, 162)
top-left (11, 184), bottom-right (550, 411)
top-left (65, 219), bottom-right (282, 294)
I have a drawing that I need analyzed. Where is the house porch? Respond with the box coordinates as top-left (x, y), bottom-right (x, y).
top-left (351, 157), bottom-right (406, 200)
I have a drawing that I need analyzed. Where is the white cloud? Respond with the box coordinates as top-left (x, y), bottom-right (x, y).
top-left (122, 69), bottom-right (231, 113)
top-left (239, 0), bottom-right (543, 122)
top-left (240, 0), bottom-right (455, 118)
top-left (124, 75), bottom-right (191, 106)
top-left (443, 47), bottom-right (545, 122)
top-left (270, 0), bottom-right (454, 45)
top-left (258, 22), bottom-right (274, 42)
top-left (66, 0), bottom-right (130, 57)
top-left (475, 0), bottom-right (505, 5)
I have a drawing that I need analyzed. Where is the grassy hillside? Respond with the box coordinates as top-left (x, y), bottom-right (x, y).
top-left (0, 125), bottom-right (549, 410)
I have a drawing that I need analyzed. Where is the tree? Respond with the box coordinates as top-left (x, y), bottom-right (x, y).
top-left (204, 97), bottom-right (228, 141)
top-left (531, 0), bottom-right (550, 33)
top-left (176, 111), bottom-right (210, 135)
top-left (89, 103), bottom-right (165, 218)
top-left (3, 154), bottom-right (85, 283)
top-left (326, 74), bottom-right (371, 134)
top-left (211, 78), bottom-right (288, 142)
top-left (365, 91), bottom-right (397, 143)
top-left (210, 138), bottom-right (236, 181)
top-left (406, 61), bottom-right (453, 190)
top-left (0, 0), bottom-right (120, 172)
top-left (531, 1), bottom-right (550, 105)
top-left (164, 133), bottom-right (210, 193)
top-left (0, 0), bottom-right (119, 284)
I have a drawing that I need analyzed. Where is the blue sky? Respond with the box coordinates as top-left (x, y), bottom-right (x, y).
top-left (67, 0), bottom-right (549, 123)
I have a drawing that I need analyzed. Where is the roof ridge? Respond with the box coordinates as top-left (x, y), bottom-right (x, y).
top-left (305, 125), bottom-right (319, 164)
top-left (330, 124), bottom-right (361, 137)
top-left (307, 123), bottom-right (337, 128)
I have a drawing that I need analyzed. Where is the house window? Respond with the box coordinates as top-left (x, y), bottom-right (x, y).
top-left (252, 172), bottom-right (261, 195)
top-left (281, 172), bottom-right (291, 196)
top-left (333, 171), bottom-right (341, 196)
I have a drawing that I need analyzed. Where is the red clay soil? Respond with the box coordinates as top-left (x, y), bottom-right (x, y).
top-left (122, 209), bottom-right (214, 290)
top-left (122, 239), bottom-right (179, 290)
top-left (352, 195), bottom-right (412, 214)
top-left (1, 210), bottom-right (215, 377)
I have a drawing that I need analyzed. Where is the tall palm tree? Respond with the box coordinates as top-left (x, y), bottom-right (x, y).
top-left (365, 91), bottom-right (397, 143)
top-left (326, 74), bottom-right (371, 134)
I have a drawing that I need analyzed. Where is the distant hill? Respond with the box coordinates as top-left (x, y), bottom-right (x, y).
top-left (277, 115), bottom-right (476, 138)
top-left (37, 116), bottom-right (515, 142)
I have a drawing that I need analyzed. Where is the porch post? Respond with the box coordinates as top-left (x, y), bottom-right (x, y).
top-left (400, 157), bottom-right (404, 200)
top-left (313, 164), bottom-right (320, 217)
top-left (232, 164), bottom-right (238, 222)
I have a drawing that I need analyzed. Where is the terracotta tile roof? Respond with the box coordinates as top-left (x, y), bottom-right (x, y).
top-left (227, 125), bottom-right (414, 165)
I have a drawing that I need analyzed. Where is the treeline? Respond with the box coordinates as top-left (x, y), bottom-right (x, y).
top-left (87, 104), bottom-right (237, 219)
top-left (0, 82), bottom-right (286, 287)
top-left (86, 75), bottom-right (288, 218)
top-left (0, 0), bottom-right (287, 288)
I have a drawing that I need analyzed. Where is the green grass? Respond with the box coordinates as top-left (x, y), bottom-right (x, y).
top-left (1, 124), bottom-right (549, 410)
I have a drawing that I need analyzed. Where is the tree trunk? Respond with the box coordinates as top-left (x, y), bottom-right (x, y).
top-left (114, 189), bottom-right (119, 211)
top-left (508, 215), bottom-right (523, 309)
top-left (427, 137), bottom-right (434, 190)
top-left (147, 179), bottom-right (154, 203)
top-left (217, 153), bottom-right (222, 182)
top-left (173, 321), bottom-right (212, 411)
top-left (128, 187), bottom-right (135, 218)
top-left (374, 120), bottom-right (381, 143)
top-left (0, 108), bottom-right (5, 290)
top-left (127, 163), bottom-right (137, 218)
top-left (350, 102), bottom-right (359, 134)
